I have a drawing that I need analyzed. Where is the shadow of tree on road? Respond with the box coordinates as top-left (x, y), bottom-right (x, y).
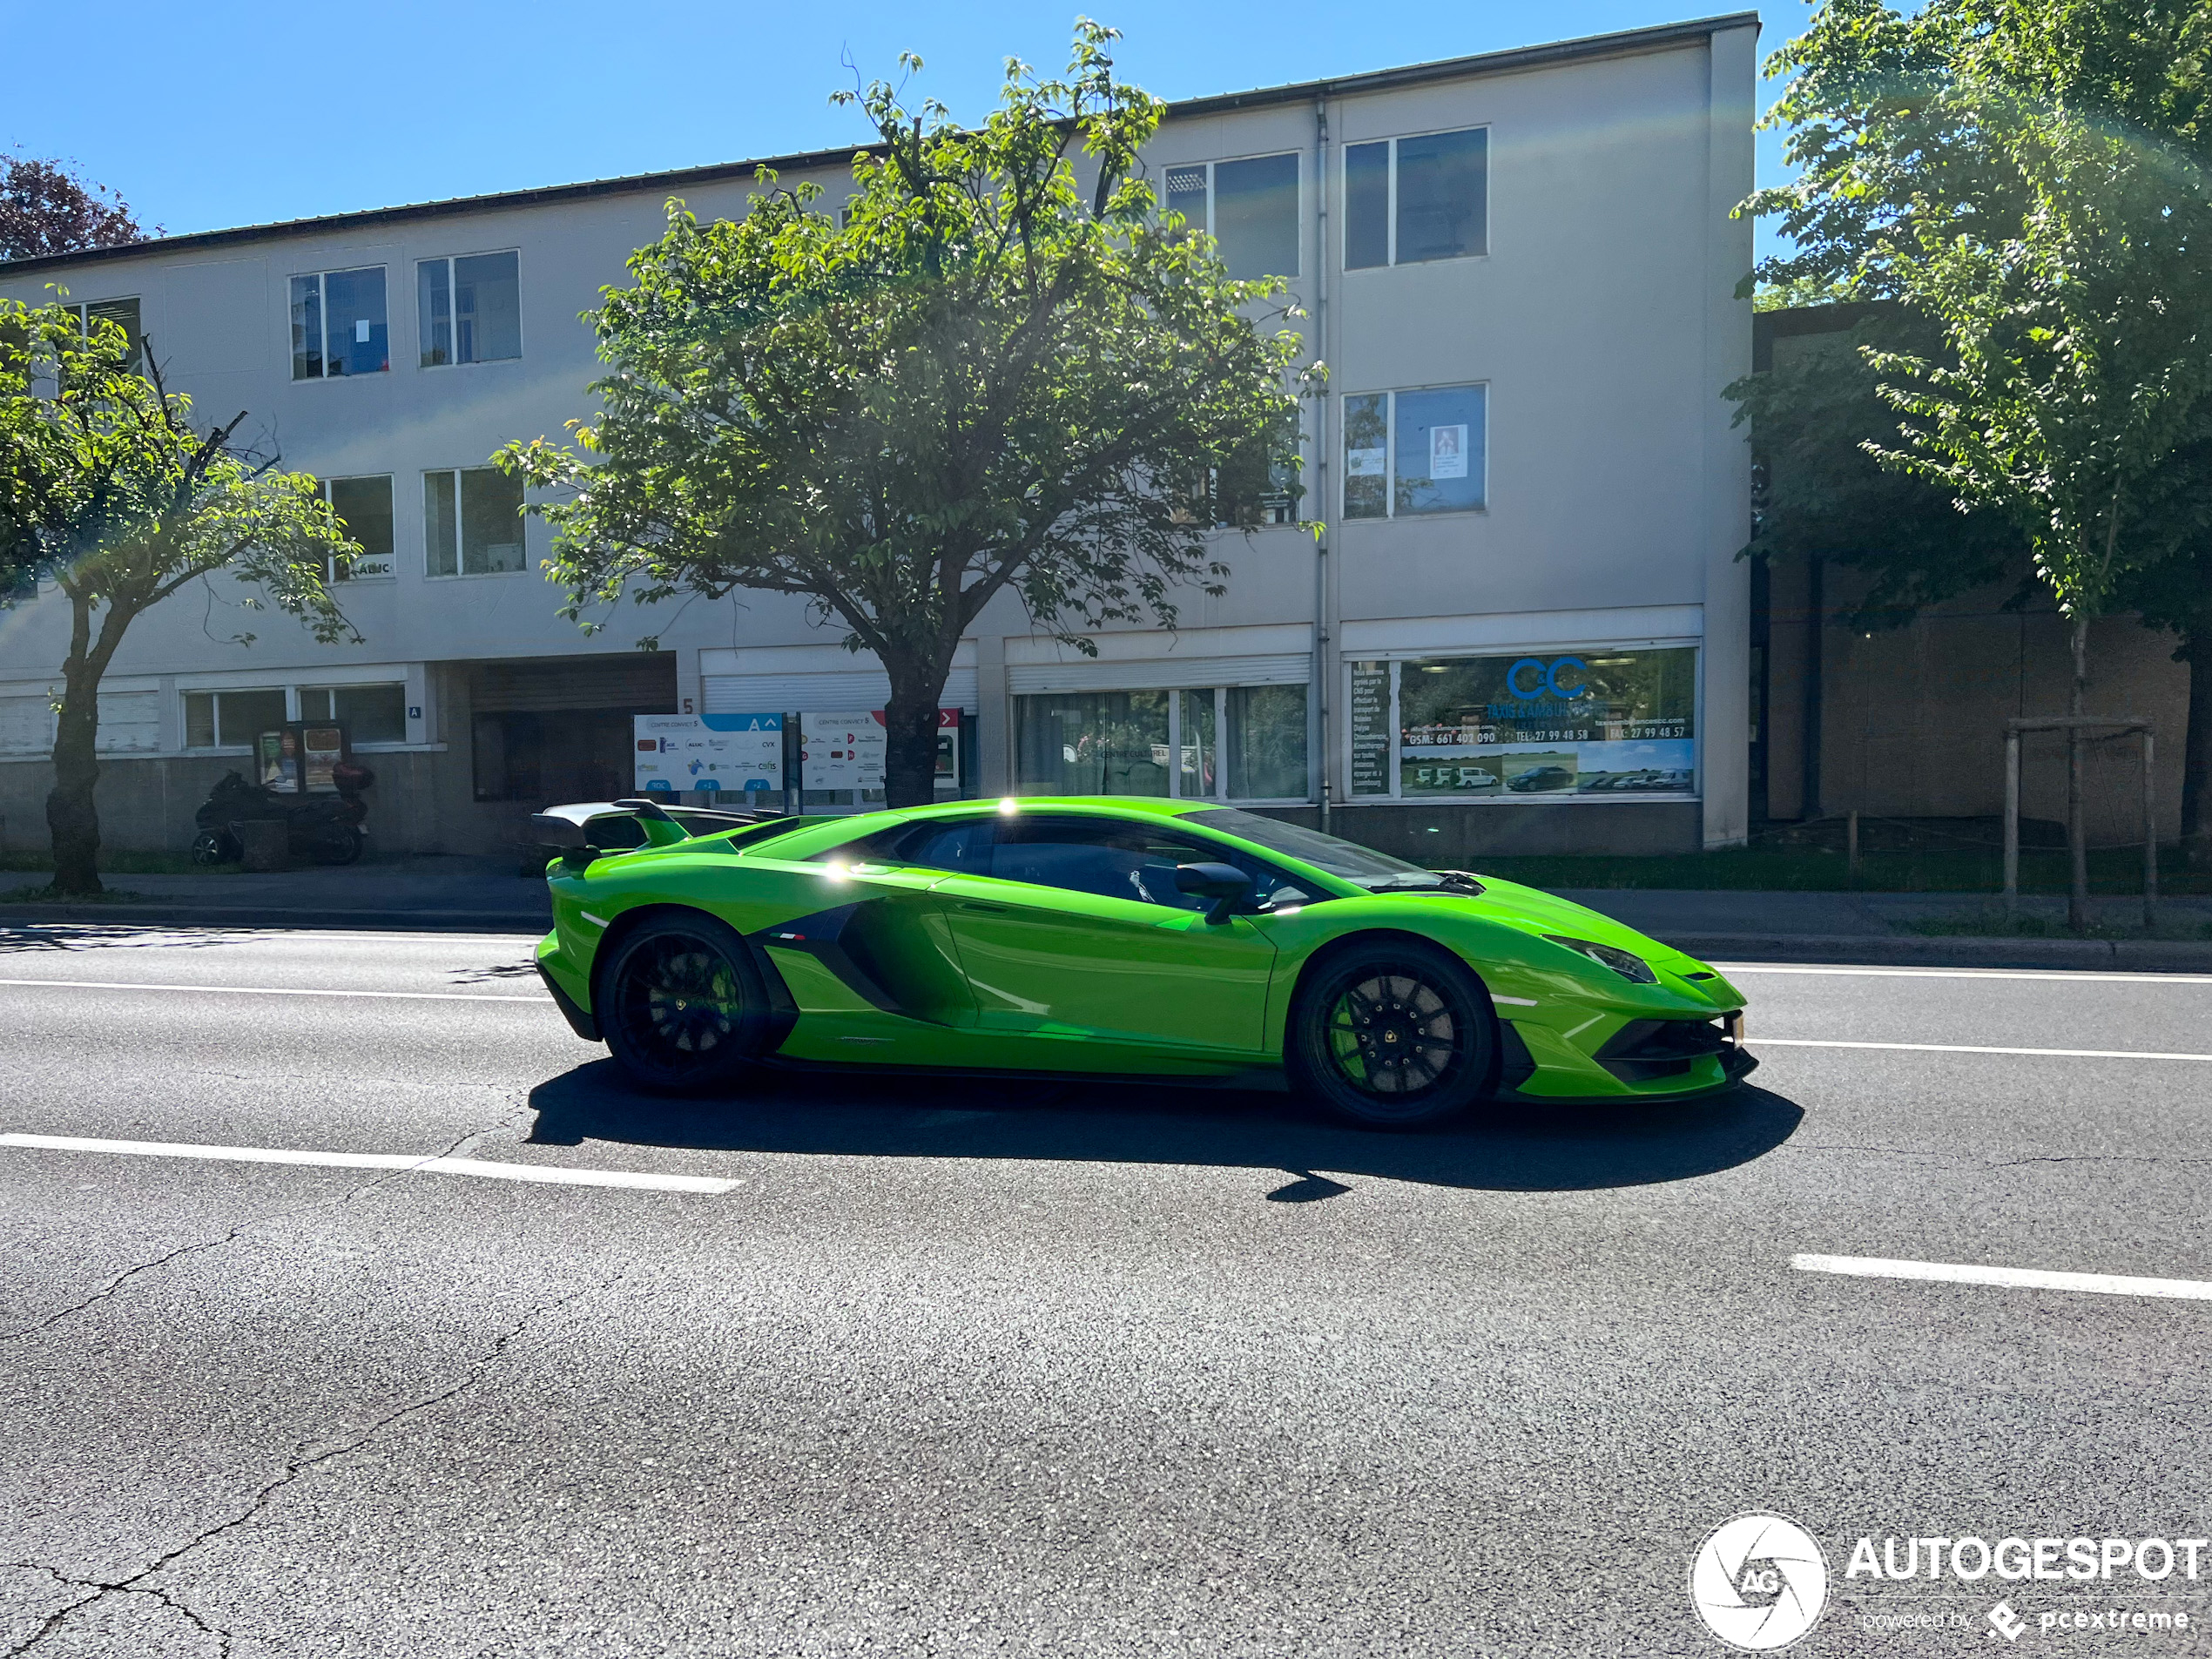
top-left (0, 922), bottom-right (258, 953)
top-left (527, 1061), bottom-right (1803, 1195)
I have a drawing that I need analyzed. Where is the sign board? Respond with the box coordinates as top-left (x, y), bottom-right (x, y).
top-left (799, 710), bottom-right (887, 792)
top-left (798, 708), bottom-right (964, 792)
top-left (633, 712), bottom-right (784, 796)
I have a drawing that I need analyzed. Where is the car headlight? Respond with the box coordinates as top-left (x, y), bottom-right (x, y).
top-left (1543, 935), bottom-right (1657, 985)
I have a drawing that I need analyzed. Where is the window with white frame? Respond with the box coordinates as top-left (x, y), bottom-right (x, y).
top-left (1013, 684), bottom-right (1309, 801)
top-left (1158, 153), bottom-right (1300, 279)
top-left (289, 267), bottom-right (389, 379)
top-left (1342, 384), bottom-right (1487, 517)
top-left (298, 684), bottom-right (407, 744)
top-left (417, 253), bottom-right (521, 367)
top-left (1344, 127), bottom-right (1487, 268)
top-left (321, 475), bottom-right (394, 581)
top-left (184, 688), bottom-right (288, 749)
top-left (66, 297), bottom-right (143, 369)
top-left (424, 468), bottom-right (526, 576)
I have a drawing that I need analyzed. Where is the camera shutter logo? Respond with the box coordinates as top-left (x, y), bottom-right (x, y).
top-left (1689, 1514), bottom-right (1829, 1651)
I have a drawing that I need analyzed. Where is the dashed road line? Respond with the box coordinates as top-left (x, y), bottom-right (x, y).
top-left (1793, 1253), bottom-right (2212, 1301)
top-left (1756, 1037), bottom-right (2212, 1062)
top-left (0, 1133), bottom-right (735, 1194)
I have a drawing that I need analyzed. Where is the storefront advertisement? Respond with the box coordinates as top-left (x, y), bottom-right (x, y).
top-left (634, 712), bottom-right (784, 795)
top-left (799, 710), bottom-right (887, 792)
top-left (1376, 647), bottom-right (1696, 799)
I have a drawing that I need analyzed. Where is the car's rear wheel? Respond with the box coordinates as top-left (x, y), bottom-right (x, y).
top-left (600, 914), bottom-right (759, 1092)
top-left (1288, 940), bottom-right (1496, 1129)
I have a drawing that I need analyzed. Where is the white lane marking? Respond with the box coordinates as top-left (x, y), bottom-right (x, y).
top-left (0, 977), bottom-right (545, 1003)
top-left (1716, 964), bottom-right (2212, 985)
top-left (0, 1133), bottom-right (735, 1194)
top-left (1793, 1253), bottom-right (2212, 1302)
top-left (1757, 1037), bottom-right (2212, 1062)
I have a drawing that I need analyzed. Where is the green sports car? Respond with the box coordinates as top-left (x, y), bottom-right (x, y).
top-left (531, 795), bottom-right (1753, 1128)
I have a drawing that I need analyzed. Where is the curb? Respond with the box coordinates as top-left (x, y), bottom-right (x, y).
top-left (0, 903), bottom-right (548, 934)
top-left (1668, 932), bottom-right (2212, 973)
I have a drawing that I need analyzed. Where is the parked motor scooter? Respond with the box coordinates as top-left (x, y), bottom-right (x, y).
top-left (190, 764), bottom-right (374, 867)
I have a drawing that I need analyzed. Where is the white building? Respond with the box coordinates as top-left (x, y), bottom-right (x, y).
top-left (0, 13), bottom-right (1757, 862)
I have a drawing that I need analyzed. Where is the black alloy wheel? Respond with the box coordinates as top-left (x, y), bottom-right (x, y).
top-left (1289, 941), bottom-right (1496, 1128)
top-left (600, 914), bottom-right (759, 1091)
top-left (189, 830), bottom-right (238, 867)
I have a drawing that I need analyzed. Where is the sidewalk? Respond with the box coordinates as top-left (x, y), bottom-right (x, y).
top-left (0, 856), bottom-right (550, 932)
top-left (3, 861), bottom-right (2207, 969)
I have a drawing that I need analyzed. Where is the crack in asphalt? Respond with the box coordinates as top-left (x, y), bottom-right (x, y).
top-left (0, 1104), bottom-right (529, 1345)
top-left (1, 1262), bottom-right (627, 1658)
top-left (4, 1560), bottom-right (232, 1658)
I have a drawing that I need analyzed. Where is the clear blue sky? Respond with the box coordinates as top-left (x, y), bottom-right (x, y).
top-left (8, 2), bottom-right (1814, 259)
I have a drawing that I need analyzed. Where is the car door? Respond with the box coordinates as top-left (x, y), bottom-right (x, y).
top-left (931, 813), bottom-right (1280, 1060)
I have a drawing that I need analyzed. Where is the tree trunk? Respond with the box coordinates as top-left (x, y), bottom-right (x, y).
top-left (2067, 616), bottom-right (2089, 933)
top-left (46, 650), bottom-right (105, 898)
top-left (880, 654), bottom-right (948, 810)
top-left (2184, 632), bottom-right (2212, 871)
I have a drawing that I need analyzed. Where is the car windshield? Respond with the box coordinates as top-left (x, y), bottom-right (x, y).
top-left (1184, 808), bottom-right (1464, 891)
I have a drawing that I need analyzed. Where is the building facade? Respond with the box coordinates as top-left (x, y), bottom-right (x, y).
top-left (0, 14), bottom-right (1758, 863)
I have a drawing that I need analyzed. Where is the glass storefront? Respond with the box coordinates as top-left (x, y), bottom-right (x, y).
top-left (1015, 683), bottom-right (1309, 801)
top-left (1350, 647), bottom-right (1696, 799)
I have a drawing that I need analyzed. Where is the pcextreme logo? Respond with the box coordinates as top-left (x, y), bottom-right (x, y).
top-left (1690, 1514), bottom-right (1831, 1651)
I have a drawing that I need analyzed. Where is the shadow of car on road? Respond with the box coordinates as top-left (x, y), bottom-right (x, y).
top-left (527, 1061), bottom-right (1803, 1197)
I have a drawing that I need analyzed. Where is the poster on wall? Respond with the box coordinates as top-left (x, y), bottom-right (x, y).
top-left (1394, 647), bottom-right (1696, 797)
top-left (634, 712), bottom-right (784, 795)
top-left (799, 710), bottom-right (887, 792)
top-left (1428, 423), bottom-right (1469, 481)
top-left (1348, 664), bottom-right (1392, 797)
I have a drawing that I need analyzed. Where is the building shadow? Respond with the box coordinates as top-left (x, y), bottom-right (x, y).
top-left (525, 1062), bottom-right (1804, 1196)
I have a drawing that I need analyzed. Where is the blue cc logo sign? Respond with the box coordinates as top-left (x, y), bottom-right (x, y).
top-left (1507, 656), bottom-right (1588, 700)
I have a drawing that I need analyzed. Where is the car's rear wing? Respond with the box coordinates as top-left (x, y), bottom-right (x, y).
top-left (529, 798), bottom-right (787, 864)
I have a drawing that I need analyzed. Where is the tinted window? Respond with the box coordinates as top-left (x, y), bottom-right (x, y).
top-left (1184, 807), bottom-right (1425, 880)
top-left (889, 819), bottom-right (996, 873)
top-left (1214, 153), bottom-right (1298, 279)
top-left (1345, 141), bottom-right (1389, 269)
top-left (1397, 127), bottom-right (1487, 262)
top-left (997, 816), bottom-right (1312, 911)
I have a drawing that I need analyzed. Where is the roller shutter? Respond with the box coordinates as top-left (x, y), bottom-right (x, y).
top-left (469, 654), bottom-right (677, 713)
top-left (1006, 652), bottom-right (1310, 695)
top-left (702, 666), bottom-right (978, 713)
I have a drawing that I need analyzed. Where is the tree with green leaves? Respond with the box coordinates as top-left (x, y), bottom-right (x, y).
top-left (498, 22), bottom-right (1310, 806)
top-left (1, 300), bottom-right (361, 894)
top-left (1743, 0), bottom-right (2212, 916)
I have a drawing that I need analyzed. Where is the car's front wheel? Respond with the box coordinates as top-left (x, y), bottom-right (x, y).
top-left (599, 914), bottom-right (761, 1092)
top-left (1288, 941), bottom-right (1496, 1129)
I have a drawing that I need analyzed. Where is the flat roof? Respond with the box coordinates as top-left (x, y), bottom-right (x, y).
top-left (1, 11), bottom-right (1757, 279)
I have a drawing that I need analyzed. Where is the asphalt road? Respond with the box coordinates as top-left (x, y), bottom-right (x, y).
top-left (1, 922), bottom-right (2206, 1658)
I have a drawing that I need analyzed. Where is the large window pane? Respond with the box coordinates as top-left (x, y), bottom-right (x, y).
top-left (321, 267), bottom-right (388, 375)
top-left (1014, 691), bottom-right (1170, 795)
top-left (329, 683), bottom-right (407, 744)
top-left (327, 475), bottom-right (394, 577)
top-left (418, 260), bottom-right (452, 366)
top-left (459, 467), bottom-right (526, 573)
top-left (1393, 384), bottom-right (1486, 515)
top-left (1224, 685), bottom-right (1307, 799)
top-left (1343, 393), bottom-right (1388, 520)
top-left (1396, 127), bottom-right (1487, 263)
top-left (454, 253), bottom-right (522, 363)
top-left (217, 689), bottom-right (287, 747)
top-left (1214, 153), bottom-right (1298, 279)
top-left (1398, 647), bottom-right (1697, 799)
top-left (289, 275), bottom-right (323, 381)
top-left (1178, 689), bottom-right (1216, 798)
top-left (1345, 141), bottom-right (1389, 269)
top-left (424, 472), bottom-right (459, 577)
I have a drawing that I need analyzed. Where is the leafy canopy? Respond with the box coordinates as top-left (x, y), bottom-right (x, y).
top-left (0, 149), bottom-right (152, 262)
top-left (498, 22), bottom-right (1309, 701)
top-left (1743, 0), bottom-right (2212, 629)
top-left (1, 298), bottom-right (362, 648)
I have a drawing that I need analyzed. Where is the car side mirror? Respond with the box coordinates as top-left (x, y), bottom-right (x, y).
top-left (1175, 861), bottom-right (1253, 925)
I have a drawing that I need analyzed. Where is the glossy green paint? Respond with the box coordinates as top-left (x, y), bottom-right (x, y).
top-left (537, 796), bottom-right (1750, 1099)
